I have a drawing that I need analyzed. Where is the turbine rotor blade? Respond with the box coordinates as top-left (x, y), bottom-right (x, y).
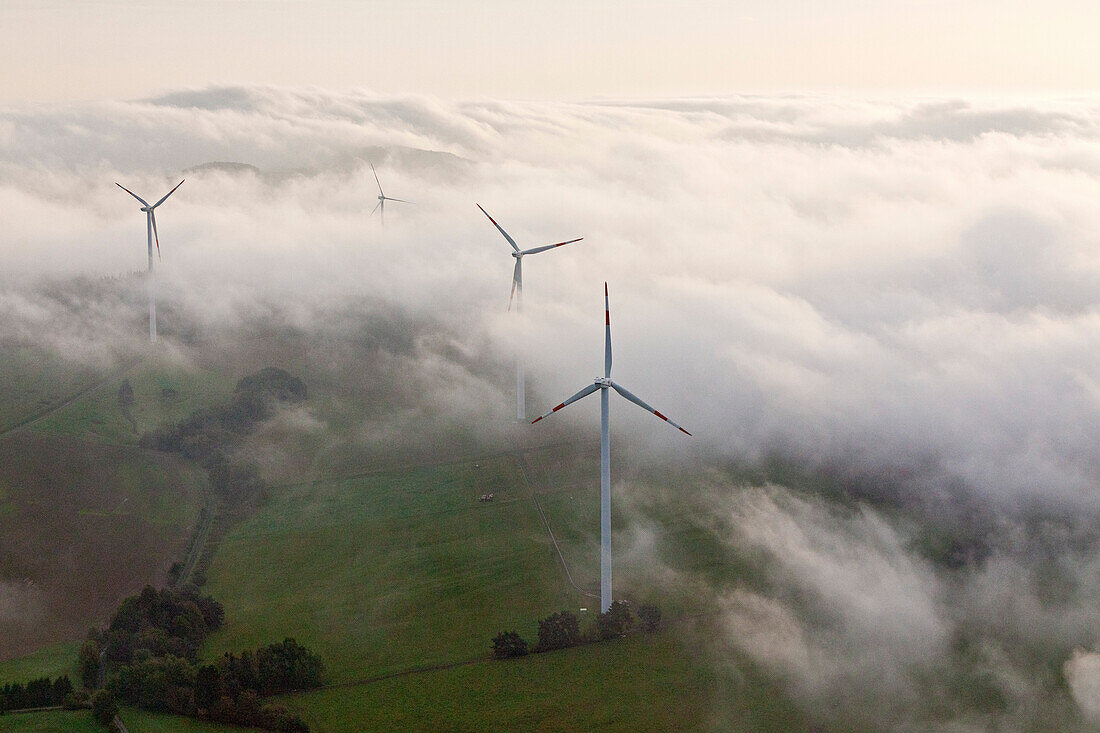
top-left (531, 383), bottom-right (600, 424)
top-left (610, 381), bottom-right (691, 436)
top-left (370, 162), bottom-right (384, 197)
top-left (604, 282), bottom-right (612, 378)
top-left (370, 200), bottom-right (381, 216)
top-left (519, 237), bottom-right (583, 256)
top-left (384, 197), bottom-right (412, 204)
top-left (507, 259), bottom-right (520, 311)
top-left (115, 182), bottom-right (150, 207)
top-left (476, 204), bottom-right (520, 251)
top-left (150, 210), bottom-right (161, 260)
top-left (151, 179), bottom-right (185, 208)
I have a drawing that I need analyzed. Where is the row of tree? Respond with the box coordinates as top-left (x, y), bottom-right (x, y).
top-left (108, 638), bottom-right (320, 730)
top-left (492, 601), bottom-right (663, 660)
top-left (76, 584), bottom-right (322, 731)
top-left (0, 675), bottom-right (73, 712)
top-left (140, 366), bottom-right (306, 465)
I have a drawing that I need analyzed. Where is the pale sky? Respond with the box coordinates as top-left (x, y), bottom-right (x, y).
top-left (1, 0), bottom-right (1099, 102)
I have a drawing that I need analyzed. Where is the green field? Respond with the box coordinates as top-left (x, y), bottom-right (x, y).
top-left (202, 453), bottom-right (580, 682)
top-left (29, 357), bottom-right (236, 446)
top-left (0, 709), bottom-right (102, 733)
top-left (0, 345), bottom-right (102, 433)
top-left (0, 708), bottom-right (256, 732)
top-left (286, 632), bottom-right (708, 732)
top-left (0, 641), bottom-right (80, 683)
top-left (119, 707), bottom-right (259, 732)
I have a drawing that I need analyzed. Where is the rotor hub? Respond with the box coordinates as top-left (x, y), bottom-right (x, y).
top-left (594, 377), bottom-right (611, 387)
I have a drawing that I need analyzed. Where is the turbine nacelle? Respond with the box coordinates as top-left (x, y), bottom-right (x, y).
top-left (594, 377), bottom-right (611, 388)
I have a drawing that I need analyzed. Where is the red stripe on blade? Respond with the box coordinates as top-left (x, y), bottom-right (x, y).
top-left (552, 403), bottom-right (565, 412)
top-left (655, 411), bottom-right (667, 420)
top-left (532, 417), bottom-right (543, 424)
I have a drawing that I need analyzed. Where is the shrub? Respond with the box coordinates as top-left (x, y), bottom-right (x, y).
top-left (491, 631), bottom-right (529, 659)
top-left (536, 611), bottom-right (580, 651)
top-left (595, 601), bottom-right (636, 641)
top-left (91, 689), bottom-right (119, 726)
top-left (637, 603), bottom-right (662, 633)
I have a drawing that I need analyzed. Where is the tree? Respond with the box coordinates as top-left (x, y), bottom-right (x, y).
top-left (80, 638), bottom-right (101, 686)
top-left (194, 665), bottom-right (221, 712)
top-left (491, 630), bottom-right (529, 660)
top-left (51, 676), bottom-right (74, 705)
top-left (637, 603), bottom-right (662, 633)
top-left (26, 676), bottom-right (52, 707)
top-left (536, 611), bottom-right (580, 651)
top-left (595, 600), bottom-right (635, 640)
top-left (254, 638), bottom-right (324, 694)
top-left (118, 379), bottom-right (135, 407)
top-left (91, 689), bottom-right (119, 726)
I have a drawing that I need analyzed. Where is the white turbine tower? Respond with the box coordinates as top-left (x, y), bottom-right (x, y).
top-left (532, 283), bottom-right (690, 612)
top-left (369, 162), bottom-right (411, 226)
top-left (477, 203), bottom-right (583, 421)
top-left (116, 179), bottom-right (185, 342)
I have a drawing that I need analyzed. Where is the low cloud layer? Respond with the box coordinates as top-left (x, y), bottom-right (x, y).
top-left (6, 88), bottom-right (1100, 505)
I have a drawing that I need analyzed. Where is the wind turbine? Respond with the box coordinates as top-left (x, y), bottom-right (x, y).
top-left (477, 203), bottom-right (582, 420)
top-left (369, 162), bottom-right (410, 226)
top-left (531, 283), bottom-right (690, 612)
top-left (116, 179), bottom-right (185, 342)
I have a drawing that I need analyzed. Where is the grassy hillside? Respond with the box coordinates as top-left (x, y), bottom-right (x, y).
top-left (0, 344), bottom-right (103, 433)
top-left (0, 315), bottom-right (808, 730)
top-left (0, 641), bottom-right (79, 683)
top-left (201, 451), bottom-right (580, 682)
top-left (28, 358), bottom-right (236, 446)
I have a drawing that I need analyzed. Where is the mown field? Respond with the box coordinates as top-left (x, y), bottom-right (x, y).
top-left (200, 452), bottom-right (580, 682)
top-left (0, 431), bottom-right (206, 660)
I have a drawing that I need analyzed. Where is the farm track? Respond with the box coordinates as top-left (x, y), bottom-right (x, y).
top-left (516, 453), bottom-right (599, 600)
top-left (0, 356), bottom-right (143, 439)
top-left (176, 496), bottom-right (219, 586)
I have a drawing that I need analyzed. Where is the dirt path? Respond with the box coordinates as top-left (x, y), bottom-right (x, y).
top-left (515, 453), bottom-right (599, 600)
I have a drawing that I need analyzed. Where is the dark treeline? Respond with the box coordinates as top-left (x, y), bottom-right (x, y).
top-left (141, 366), bottom-right (306, 463)
top-left (141, 367), bottom-right (306, 510)
top-left (105, 585), bottom-right (224, 665)
top-left (492, 601), bottom-right (663, 660)
top-left (111, 638), bottom-right (320, 731)
top-left (81, 585), bottom-right (321, 731)
top-left (0, 675), bottom-right (73, 711)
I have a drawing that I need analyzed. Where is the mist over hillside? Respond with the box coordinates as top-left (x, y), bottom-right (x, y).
top-left (4, 88), bottom-right (1100, 729)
